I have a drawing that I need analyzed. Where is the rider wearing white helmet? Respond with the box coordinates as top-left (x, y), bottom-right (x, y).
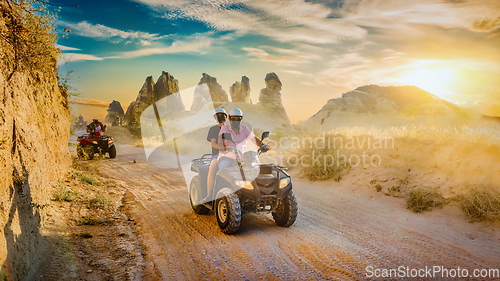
top-left (203, 108), bottom-right (228, 203)
top-left (217, 108), bottom-right (270, 170)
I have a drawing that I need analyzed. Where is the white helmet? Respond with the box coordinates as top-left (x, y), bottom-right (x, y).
top-left (229, 108), bottom-right (243, 118)
top-left (213, 108), bottom-right (227, 120)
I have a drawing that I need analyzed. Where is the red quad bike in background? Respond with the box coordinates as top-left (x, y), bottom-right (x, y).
top-left (77, 129), bottom-right (117, 160)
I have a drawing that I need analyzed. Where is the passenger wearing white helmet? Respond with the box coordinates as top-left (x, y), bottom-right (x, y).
top-left (217, 108), bottom-right (270, 170)
top-left (203, 108), bottom-right (227, 202)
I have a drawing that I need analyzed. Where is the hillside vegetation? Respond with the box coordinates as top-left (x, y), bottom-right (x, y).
top-left (276, 123), bottom-right (500, 222)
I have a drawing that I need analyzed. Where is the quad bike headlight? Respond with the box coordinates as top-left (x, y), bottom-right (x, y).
top-left (235, 181), bottom-right (253, 190)
top-left (92, 141), bottom-right (98, 144)
top-left (279, 178), bottom-right (291, 188)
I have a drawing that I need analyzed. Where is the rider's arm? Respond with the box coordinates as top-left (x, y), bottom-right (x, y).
top-left (218, 133), bottom-right (225, 152)
top-left (251, 136), bottom-right (262, 146)
top-left (210, 138), bottom-right (222, 150)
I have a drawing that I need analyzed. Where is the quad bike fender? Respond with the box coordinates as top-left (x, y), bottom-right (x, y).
top-left (190, 163), bottom-right (200, 173)
top-left (212, 174), bottom-right (236, 200)
top-left (278, 182), bottom-right (292, 200)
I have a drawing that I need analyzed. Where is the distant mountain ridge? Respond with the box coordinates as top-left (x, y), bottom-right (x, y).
top-left (303, 85), bottom-right (470, 131)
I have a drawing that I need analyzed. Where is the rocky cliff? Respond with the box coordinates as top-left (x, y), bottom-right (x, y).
top-left (105, 100), bottom-right (124, 123)
top-left (124, 72), bottom-right (184, 124)
top-left (257, 72), bottom-right (291, 127)
top-left (230, 76), bottom-right (251, 103)
top-left (0, 69), bottom-right (70, 279)
top-left (303, 85), bottom-right (470, 131)
top-left (127, 71), bottom-right (293, 132)
top-left (191, 73), bottom-right (229, 112)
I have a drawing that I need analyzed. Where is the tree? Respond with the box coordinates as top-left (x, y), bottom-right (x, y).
top-left (0, 0), bottom-right (62, 81)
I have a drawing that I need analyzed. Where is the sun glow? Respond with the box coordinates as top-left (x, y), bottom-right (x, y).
top-left (395, 67), bottom-right (458, 101)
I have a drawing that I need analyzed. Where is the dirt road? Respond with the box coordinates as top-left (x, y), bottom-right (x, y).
top-left (98, 143), bottom-right (499, 280)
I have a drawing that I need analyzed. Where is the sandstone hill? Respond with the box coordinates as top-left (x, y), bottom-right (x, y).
top-left (303, 85), bottom-right (470, 131)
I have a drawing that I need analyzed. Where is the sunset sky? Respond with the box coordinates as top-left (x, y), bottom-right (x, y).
top-left (55, 0), bottom-right (500, 122)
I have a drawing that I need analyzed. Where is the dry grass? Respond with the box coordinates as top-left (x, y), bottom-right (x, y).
top-left (288, 123), bottom-right (500, 221)
top-left (406, 188), bottom-right (444, 213)
top-left (87, 191), bottom-right (111, 209)
top-left (460, 186), bottom-right (500, 222)
top-left (322, 124), bottom-right (500, 146)
top-left (53, 185), bottom-right (80, 202)
top-left (64, 157), bottom-right (117, 226)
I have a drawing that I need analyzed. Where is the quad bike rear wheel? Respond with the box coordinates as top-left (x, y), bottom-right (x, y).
top-left (88, 145), bottom-right (95, 160)
top-left (189, 176), bottom-right (209, 214)
top-left (272, 190), bottom-right (298, 227)
top-left (108, 144), bottom-right (117, 158)
top-left (215, 188), bottom-right (241, 234)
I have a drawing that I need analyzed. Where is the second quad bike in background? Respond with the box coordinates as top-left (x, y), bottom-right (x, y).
top-left (77, 130), bottom-right (116, 160)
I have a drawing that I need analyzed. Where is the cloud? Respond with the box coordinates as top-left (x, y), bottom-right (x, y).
top-left (261, 46), bottom-right (322, 60)
top-left (73, 99), bottom-right (109, 107)
top-left (133, 0), bottom-right (367, 44)
top-left (117, 35), bottom-right (212, 58)
top-left (58, 53), bottom-right (105, 65)
top-left (57, 20), bottom-right (164, 44)
top-left (58, 34), bottom-right (213, 63)
top-left (472, 17), bottom-right (500, 32)
top-left (339, 0), bottom-right (500, 34)
top-left (241, 44), bottom-right (323, 66)
top-left (56, 45), bottom-right (81, 51)
top-left (279, 69), bottom-right (314, 78)
top-left (241, 47), bottom-right (307, 66)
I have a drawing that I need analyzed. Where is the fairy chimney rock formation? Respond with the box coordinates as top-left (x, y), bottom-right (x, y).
top-left (124, 72), bottom-right (184, 124)
top-left (230, 76), bottom-right (251, 103)
top-left (258, 72), bottom-right (291, 126)
top-left (155, 71), bottom-right (184, 112)
top-left (105, 100), bottom-right (124, 123)
top-left (191, 73), bottom-right (229, 111)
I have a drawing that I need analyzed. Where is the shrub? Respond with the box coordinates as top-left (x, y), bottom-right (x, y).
top-left (87, 191), bottom-right (110, 209)
top-left (53, 186), bottom-right (79, 202)
top-left (406, 188), bottom-right (444, 213)
top-left (303, 163), bottom-right (347, 181)
top-left (77, 172), bottom-right (101, 186)
top-left (460, 187), bottom-right (500, 222)
top-left (298, 145), bottom-right (350, 181)
top-left (1, 0), bottom-right (60, 80)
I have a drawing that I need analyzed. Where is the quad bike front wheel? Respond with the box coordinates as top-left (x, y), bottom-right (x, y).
top-left (215, 188), bottom-right (241, 234)
top-left (272, 190), bottom-right (298, 227)
top-left (189, 176), bottom-right (210, 214)
top-left (87, 145), bottom-right (95, 160)
top-left (77, 145), bottom-right (94, 160)
top-left (108, 144), bottom-right (117, 158)
top-left (76, 144), bottom-right (84, 158)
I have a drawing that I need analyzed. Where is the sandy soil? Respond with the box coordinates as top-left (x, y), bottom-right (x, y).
top-left (92, 143), bottom-right (500, 280)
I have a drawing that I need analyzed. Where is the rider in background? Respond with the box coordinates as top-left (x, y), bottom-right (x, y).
top-left (87, 117), bottom-right (106, 136)
top-left (218, 108), bottom-right (270, 170)
top-left (202, 108), bottom-right (227, 203)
